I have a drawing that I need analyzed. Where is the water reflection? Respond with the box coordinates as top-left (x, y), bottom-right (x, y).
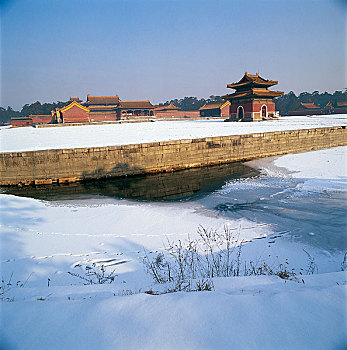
top-left (2, 162), bottom-right (259, 201)
top-left (202, 177), bottom-right (347, 253)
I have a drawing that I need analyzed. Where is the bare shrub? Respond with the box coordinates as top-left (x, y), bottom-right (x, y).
top-left (68, 264), bottom-right (117, 285)
top-left (0, 273), bottom-right (14, 297)
top-left (194, 279), bottom-right (214, 291)
top-left (341, 252), bottom-right (347, 271)
top-left (303, 249), bottom-right (318, 275)
top-left (1, 272), bottom-right (33, 300)
top-left (143, 226), bottom-right (314, 293)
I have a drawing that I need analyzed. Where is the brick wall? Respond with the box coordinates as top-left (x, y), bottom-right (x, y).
top-left (154, 111), bottom-right (200, 118)
top-left (230, 101), bottom-right (277, 121)
top-left (287, 109), bottom-right (324, 116)
top-left (89, 113), bottom-right (119, 122)
top-left (1, 126), bottom-right (346, 186)
top-left (31, 116), bottom-right (53, 124)
top-left (11, 118), bottom-right (33, 127)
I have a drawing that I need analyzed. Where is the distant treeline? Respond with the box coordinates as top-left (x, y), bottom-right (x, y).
top-left (158, 95), bottom-right (223, 111)
top-left (160, 90), bottom-right (347, 115)
top-left (0, 101), bottom-right (67, 125)
top-left (274, 90), bottom-right (347, 115)
top-left (1, 90), bottom-right (346, 125)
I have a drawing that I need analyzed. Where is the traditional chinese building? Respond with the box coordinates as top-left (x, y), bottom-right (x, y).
top-left (322, 102), bottom-right (334, 115)
top-left (51, 95), bottom-right (155, 123)
top-left (199, 101), bottom-right (230, 118)
top-left (287, 102), bottom-right (322, 116)
top-left (154, 103), bottom-right (181, 113)
top-left (11, 116), bottom-right (33, 127)
top-left (52, 101), bottom-right (90, 123)
top-left (11, 114), bottom-right (53, 127)
top-left (222, 72), bottom-right (283, 121)
top-left (11, 95), bottom-right (156, 127)
top-left (118, 100), bottom-right (154, 118)
top-left (288, 100), bottom-right (347, 116)
top-left (85, 95), bottom-right (120, 121)
top-left (334, 101), bottom-right (347, 114)
top-left (84, 95), bottom-right (154, 120)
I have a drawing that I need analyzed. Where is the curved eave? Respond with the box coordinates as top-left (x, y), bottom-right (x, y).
top-left (222, 90), bottom-right (283, 100)
top-left (85, 103), bottom-right (119, 106)
top-left (154, 103), bottom-right (181, 111)
top-left (227, 81), bottom-right (278, 89)
top-left (87, 105), bottom-right (119, 109)
top-left (119, 106), bottom-right (154, 109)
top-left (60, 101), bottom-right (90, 113)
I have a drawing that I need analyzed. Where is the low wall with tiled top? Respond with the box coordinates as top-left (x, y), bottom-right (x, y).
top-left (1, 126), bottom-right (346, 186)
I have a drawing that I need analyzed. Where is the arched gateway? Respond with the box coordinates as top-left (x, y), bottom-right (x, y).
top-left (237, 106), bottom-right (244, 120)
top-left (261, 105), bottom-right (267, 119)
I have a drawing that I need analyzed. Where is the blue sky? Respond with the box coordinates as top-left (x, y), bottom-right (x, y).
top-left (1, 0), bottom-right (346, 109)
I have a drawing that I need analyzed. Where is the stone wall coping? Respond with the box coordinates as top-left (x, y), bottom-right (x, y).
top-left (1, 125), bottom-right (346, 186)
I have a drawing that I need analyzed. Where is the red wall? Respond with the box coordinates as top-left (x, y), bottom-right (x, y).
top-left (11, 118), bottom-right (33, 127)
top-left (252, 102), bottom-right (275, 113)
top-left (334, 107), bottom-right (347, 114)
top-left (89, 113), bottom-right (119, 122)
top-left (230, 102), bottom-right (253, 114)
top-left (220, 104), bottom-right (230, 117)
top-left (62, 105), bottom-right (90, 123)
top-left (31, 116), bottom-right (52, 124)
top-left (229, 100), bottom-right (277, 121)
top-left (287, 109), bottom-right (323, 116)
top-left (230, 102), bottom-right (275, 114)
top-left (155, 111), bottom-right (200, 118)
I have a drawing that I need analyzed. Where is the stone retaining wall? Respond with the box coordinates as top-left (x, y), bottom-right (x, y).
top-left (1, 126), bottom-right (346, 186)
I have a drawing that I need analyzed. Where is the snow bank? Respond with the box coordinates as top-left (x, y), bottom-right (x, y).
top-left (249, 146), bottom-right (347, 193)
top-left (1, 273), bottom-right (346, 350)
top-left (1, 114), bottom-right (346, 153)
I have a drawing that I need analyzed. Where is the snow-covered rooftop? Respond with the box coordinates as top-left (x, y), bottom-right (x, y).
top-left (1, 114), bottom-right (346, 153)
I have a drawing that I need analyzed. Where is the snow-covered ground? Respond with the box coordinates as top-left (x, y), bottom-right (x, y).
top-left (1, 146), bottom-right (346, 349)
top-left (1, 114), bottom-right (346, 152)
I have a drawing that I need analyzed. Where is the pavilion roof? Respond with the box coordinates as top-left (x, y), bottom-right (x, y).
top-left (87, 105), bottom-right (118, 110)
top-left (119, 100), bottom-right (154, 109)
top-left (324, 102), bottom-right (333, 107)
top-left (86, 95), bottom-right (120, 105)
top-left (199, 101), bottom-right (229, 110)
top-left (227, 72), bottom-right (278, 90)
top-left (222, 88), bottom-right (283, 100)
top-left (154, 103), bottom-right (181, 111)
top-left (299, 102), bottom-right (320, 109)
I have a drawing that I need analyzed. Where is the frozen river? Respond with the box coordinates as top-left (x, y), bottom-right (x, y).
top-left (1, 146), bottom-right (346, 288)
top-left (1, 146), bottom-right (346, 350)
